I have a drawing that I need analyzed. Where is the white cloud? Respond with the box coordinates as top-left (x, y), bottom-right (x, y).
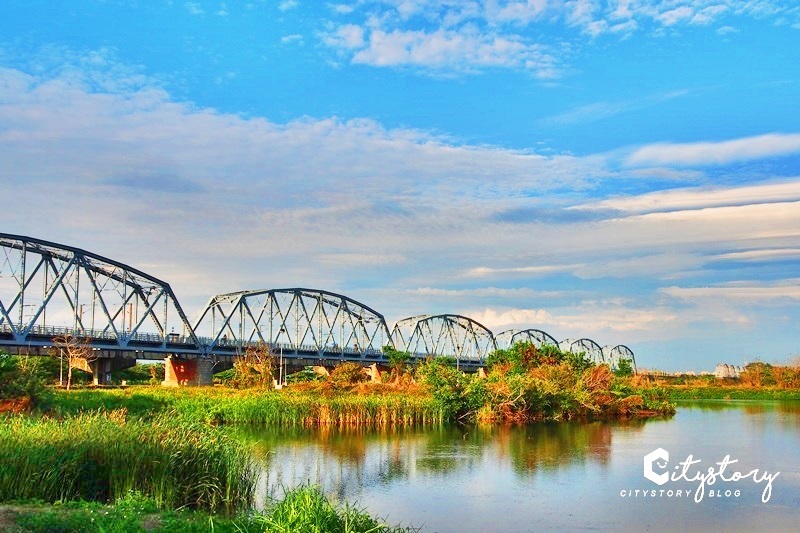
top-left (464, 264), bottom-right (580, 278)
top-left (324, 24), bottom-right (365, 49)
top-left (279, 0), bottom-right (299, 11)
top-left (658, 6), bottom-right (694, 26)
top-left (691, 5), bottom-right (729, 25)
top-left (184, 2), bottom-right (204, 15)
top-left (662, 280), bottom-right (800, 302)
top-left (586, 179), bottom-right (800, 214)
top-left (467, 305), bottom-right (679, 337)
top-left (328, 25), bottom-right (559, 77)
top-left (626, 133), bottom-right (800, 166)
top-left (318, 1), bottom-right (800, 75)
top-left (716, 25), bottom-right (739, 34)
top-left (3, 60), bottom-right (800, 367)
top-left (281, 34), bottom-right (304, 44)
top-left (714, 248), bottom-right (800, 262)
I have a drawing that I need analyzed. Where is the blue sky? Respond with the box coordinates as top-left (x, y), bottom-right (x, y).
top-left (1, 1), bottom-right (799, 371)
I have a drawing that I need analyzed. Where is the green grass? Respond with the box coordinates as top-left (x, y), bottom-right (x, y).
top-left (0, 410), bottom-right (255, 513)
top-left (253, 485), bottom-right (411, 533)
top-left (4, 486), bottom-right (411, 533)
top-left (40, 387), bottom-right (447, 428)
top-left (662, 386), bottom-right (800, 401)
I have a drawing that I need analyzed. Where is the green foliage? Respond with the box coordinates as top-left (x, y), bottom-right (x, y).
top-left (8, 486), bottom-right (411, 533)
top-left (412, 341), bottom-right (675, 423)
top-left (286, 367), bottom-right (326, 384)
top-left (330, 362), bottom-right (368, 387)
top-left (111, 363), bottom-right (165, 385)
top-left (485, 342), bottom-right (590, 374)
top-left (0, 354), bottom-right (48, 404)
top-left (415, 358), bottom-right (468, 419)
top-left (614, 358), bottom-right (634, 378)
top-left (255, 485), bottom-right (408, 533)
top-left (0, 411), bottom-right (256, 513)
top-left (383, 345), bottom-right (412, 374)
top-left (740, 361), bottom-right (776, 387)
top-left (41, 387), bottom-right (446, 428)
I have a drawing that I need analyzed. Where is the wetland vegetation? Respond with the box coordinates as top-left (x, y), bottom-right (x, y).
top-left (17, 343), bottom-right (799, 531)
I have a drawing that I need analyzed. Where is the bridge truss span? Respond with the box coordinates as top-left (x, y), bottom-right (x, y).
top-left (567, 338), bottom-right (605, 364)
top-left (193, 288), bottom-right (392, 357)
top-left (603, 344), bottom-right (637, 373)
top-left (0, 233), bottom-right (200, 355)
top-left (392, 314), bottom-right (497, 365)
top-left (495, 328), bottom-right (559, 349)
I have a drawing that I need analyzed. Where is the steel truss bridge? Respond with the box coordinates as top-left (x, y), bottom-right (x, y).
top-left (0, 234), bottom-right (636, 372)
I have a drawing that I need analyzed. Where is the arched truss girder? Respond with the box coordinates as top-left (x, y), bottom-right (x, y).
top-left (393, 314), bottom-right (497, 363)
top-left (0, 233), bottom-right (200, 351)
top-left (568, 338), bottom-right (605, 364)
top-left (193, 288), bottom-right (392, 356)
top-left (603, 344), bottom-right (637, 373)
top-left (496, 328), bottom-right (559, 349)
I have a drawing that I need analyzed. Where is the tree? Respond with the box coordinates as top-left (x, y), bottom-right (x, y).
top-left (383, 345), bottom-right (411, 377)
top-left (53, 334), bottom-right (95, 391)
top-left (615, 358), bottom-right (634, 377)
top-left (231, 342), bottom-right (275, 388)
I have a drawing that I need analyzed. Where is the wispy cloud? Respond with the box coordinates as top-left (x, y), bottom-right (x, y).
top-left (626, 133), bottom-right (800, 167)
top-left (585, 179), bottom-right (800, 214)
top-left (539, 90), bottom-right (689, 127)
top-left (278, 0), bottom-right (299, 11)
top-left (321, 1), bottom-right (800, 75)
top-left (662, 280), bottom-right (800, 302)
top-left (184, 2), bottom-right (204, 15)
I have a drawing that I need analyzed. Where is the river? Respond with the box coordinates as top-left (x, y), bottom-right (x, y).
top-left (242, 401), bottom-right (800, 532)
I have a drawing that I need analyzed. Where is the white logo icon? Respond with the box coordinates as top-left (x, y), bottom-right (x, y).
top-left (643, 448), bottom-right (670, 485)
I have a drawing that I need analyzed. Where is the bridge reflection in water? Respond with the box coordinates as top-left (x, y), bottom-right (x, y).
top-left (0, 233), bottom-right (636, 384)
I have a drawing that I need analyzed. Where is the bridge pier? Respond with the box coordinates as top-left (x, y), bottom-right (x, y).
top-left (162, 356), bottom-right (213, 386)
top-left (71, 357), bottom-right (136, 385)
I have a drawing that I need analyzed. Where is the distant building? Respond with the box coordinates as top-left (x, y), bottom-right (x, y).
top-left (714, 363), bottom-right (743, 379)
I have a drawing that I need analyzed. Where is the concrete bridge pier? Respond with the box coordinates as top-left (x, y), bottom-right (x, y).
top-left (162, 356), bottom-right (214, 386)
top-left (72, 357), bottom-right (136, 385)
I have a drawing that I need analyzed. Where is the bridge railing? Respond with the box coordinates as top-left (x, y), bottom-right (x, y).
top-left (0, 323), bottom-right (199, 347)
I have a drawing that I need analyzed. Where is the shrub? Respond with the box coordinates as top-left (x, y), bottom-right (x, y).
top-left (0, 354), bottom-right (47, 406)
top-left (330, 362), bottom-right (368, 387)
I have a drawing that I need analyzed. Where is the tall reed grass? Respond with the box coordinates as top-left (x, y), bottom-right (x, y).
top-left (0, 410), bottom-right (256, 513)
top-left (43, 388), bottom-right (447, 428)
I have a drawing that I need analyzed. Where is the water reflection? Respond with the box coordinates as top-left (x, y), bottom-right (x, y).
top-left (240, 404), bottom-right (800, 531)
top-left (242, 419), bottom-right (650, 505)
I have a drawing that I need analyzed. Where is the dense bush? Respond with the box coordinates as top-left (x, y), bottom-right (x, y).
top-left (0, 354), bottom-right (48, 405)
top-left (415, 343), bottom-right (674, 423)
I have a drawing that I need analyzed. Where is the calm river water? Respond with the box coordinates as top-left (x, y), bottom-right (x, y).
top-left (244, 401), bottom-right (800, 532)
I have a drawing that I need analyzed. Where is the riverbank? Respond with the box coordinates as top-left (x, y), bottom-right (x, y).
top-left (0, 348), bottom-right (675, 530)
top-left (0, 485), bottom-right (410, 532)
top-left (660, 385), bottom-right (800, 401)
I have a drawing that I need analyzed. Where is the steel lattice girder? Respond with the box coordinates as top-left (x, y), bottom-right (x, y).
top-left (568, 338), bottom-right (605, 364)
top-left (193, 288), bottom-right (392, 356)
top-left (603, 344), bottom-right (637, 372)
top-left (495, 328), bottom-right (559, 349)
top-left (0, 233), bottom-right (200, 352)
top-left (393, 314), bottom-right (497, 362)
